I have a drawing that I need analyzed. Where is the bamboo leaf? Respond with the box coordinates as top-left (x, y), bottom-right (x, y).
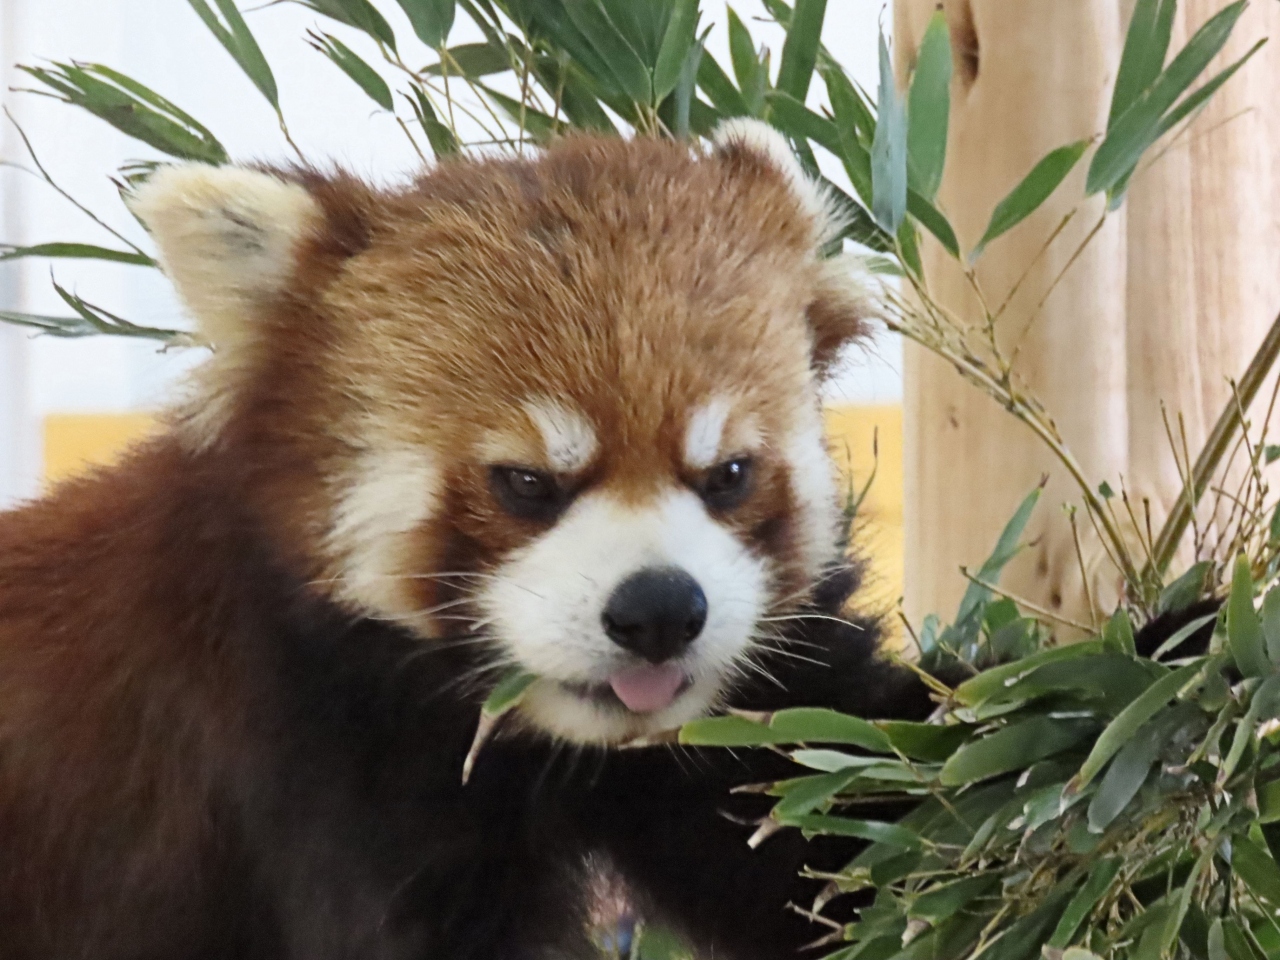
top-left (1070, 660), bottom-right (1204, 790)
top-left (1049, 857), bottom-right (1122, 948)
top-left (870, 32), bottom-right (907, 233)
top-left (404, 85), bottom-right (459, 156)
top-left (396, 0), bottom-right (455, 48)
top-left (955, 640), bottom-right (1107, 707)
top-left (1231, 837), bottom-right (1280, 910)
top-left (772, 769), bottom-right (860, 817)
top-left (1228, 553), bottom-right (1270, 677)
top-left (1086, 705), bottom-right (1188, 831)
top-left (1156, 560), bottom-right (1211, 615)
top-left (0, 243), bottom-right (154, 266)
top-left (907, 189), bottom-right (959, 258)
top-left (308, 32), bottom-right (394, 110)
top-left (298, 0), bottom-right (396, 48)
top-left (697, 52), bottom-right (748, 116)
top-left (423, 42), bottom-right (512, 77)
top-left (668, 26), bottom-right (707, 139)
top-left (1087, 1), bottom-right (1248, 198)
top-left (1264, 587), bottom-right (1280, 664)
top-left (679, 715), bottom-right (787, 746)
top-left (778, 814), bottom-right (922, 848)
top-left (1103, 607), bottom-right (1137, 656)
top-left (907, 11), bottom-right (951, 200)
top-left (1158, 38), bottom-right (1268, 137)
top-left (652, 0), bottom-right (699, 102)
top-left (770, 708), bottom-right (895, 751)
top-left (1109, 0), bottom-right (1176, 127)
top-left (764, 91), bottom-right (840, 153)
top-left (186, 0), bottom-right (279, 109)
top-left (908, 875), bottom-right (998, 923)
top-left (940, 716), bottom-right (1093, 786)
top-left (775, 0), bottom-right (826, 102)
top-left (561, 0), bottom-right (652, 106)
top-left (878, 721), bottom-right (971, 762)
top-left (726, 7), bottom-right (765, 115)
top-left (970, 140), bottom-right (1088, 261)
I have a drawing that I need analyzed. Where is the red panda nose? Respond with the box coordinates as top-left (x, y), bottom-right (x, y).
top-left (602, 567), bottom-right (708, 664)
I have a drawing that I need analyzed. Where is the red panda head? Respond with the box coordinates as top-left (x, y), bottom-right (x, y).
top-left (128, 121), bottom-right (876, 745)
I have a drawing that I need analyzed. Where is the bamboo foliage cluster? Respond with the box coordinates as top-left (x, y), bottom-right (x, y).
top-left (6, 2), bottom-right (1280, 959)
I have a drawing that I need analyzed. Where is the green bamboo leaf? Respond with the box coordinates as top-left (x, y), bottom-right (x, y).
top-left (970, 140), bottom-right (1088, 261)
top-left (770, 708), bottom-right (894, 751)
top-left (652, 0), bottom-right (699, 102)
top-left (955, 640), bottom-right (1106, 706)
top-left (1102, 607), bottom-right (1137, 656)
top-left (18, 63), bottom-right (228, 164)
top-left (870, 32), bottom-right (907, 233)
top-left (1229, 553), bottom-right (1270, 677)
top-left (0, 308), bottom-right (183, 342)
top-left (562, 0), bottom-right (652, 105)
top-left (1071, 660), bottom-right (1204, 790)
top-left (788, 750), bottom-right (889, 772)
top-left (1109, 0), bottom-right (1177, 128)
top-left (908, 875), bottom-right (998, 923)
top-left (531, 55), bottom-right (618, 133)
top-left (1220, 673), bottom-right (1280, 783)
top-left (878, 721), bottom-right (971, 762)
top-left (1087, 704), bottom-right (1192, 831)
top-left (668, 26), bottom-right (707, 139)
top-left (823, 64), bottom-right (873, 203)
top-left (1049, 857), bottom-right (1122, 948)
top-left (725, 7), bottom-right (765, 115)
top-left (308, 32), bottom-right (394, 111)
top-left (1215, 919), bottom-right (1259, 960)
top-left (772, 769), bottom-right (860, 817)
top-left (396, 0), bottom-right (455, 48)
top-left (985, 653), bottom-right (1158, 717)
top-left (763, 91), bottom-right (840, 153)
top-left (186, 0), bottom-right (279, 109)
top-left (1151, 612), bottom-right (1218, 660)
top-left (1156, 560), bottom-right (1211, 615)
top-left (0, 243), bottom-right (154, 266)
top-left (423, 42), bottom-right (512, 78)
top-left (940, 716), bottom-right (1094, 786)
top-left (908, 189), bottom-right (958, 258)
top-left (1158, 38), bottom-right (1267, 137)
top-left (404, 85), bottom-right (459, 156)
top-left (481, 669), bottom-right (537, 716)
top-left (1232, 837), bottom-right (1280, 909)
top-left (1086, 1), bottom-right (1248, 198)
top-left (679, 715), bottom-right (786, 747)
top-left (778, 814), bottom-right (922, 848)
top-left (907, 11), bottom-right (951, 200)
top-left (299, 0), bottom-right (396, 48)
top-left (477, 83), bottom-right (561, 141)
top-left (775, 0), bottom-right (826, 102)
top-left (1264, 587), bottom-right (1280, 663)
top-left (697, 52), bottom-right (748, 116)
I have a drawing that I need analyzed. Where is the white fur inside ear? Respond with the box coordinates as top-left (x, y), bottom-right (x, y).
top-left (712, 117), bottom-right (842, 242)
top-left (127, 164), bottom-right (322, 351)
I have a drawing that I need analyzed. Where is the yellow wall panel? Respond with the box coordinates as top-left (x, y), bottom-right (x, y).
top-left (43, 413), bottom-right (157, 486)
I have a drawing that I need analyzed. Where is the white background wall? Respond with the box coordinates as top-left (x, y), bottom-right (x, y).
top-left (0, 0), bottom-right (901, 506)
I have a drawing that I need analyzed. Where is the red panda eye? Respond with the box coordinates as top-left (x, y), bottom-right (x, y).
top-left (700, 457), bottom-right (754, 510)
top-left (489, 466), bottom-right (563, 520)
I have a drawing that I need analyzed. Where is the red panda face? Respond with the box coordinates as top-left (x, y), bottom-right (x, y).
top-left (129, 121), bottom-right (874, 745)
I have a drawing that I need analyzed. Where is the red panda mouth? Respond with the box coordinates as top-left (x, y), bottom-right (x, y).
top-left (561, 665), bottom-right (692, 715)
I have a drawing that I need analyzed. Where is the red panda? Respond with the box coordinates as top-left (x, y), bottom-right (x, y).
top-left (0, 120), bottom-right (938, 959)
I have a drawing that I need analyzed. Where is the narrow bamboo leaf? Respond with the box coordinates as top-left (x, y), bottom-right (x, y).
top-left (1156, 560), bottom-right (1211, 615)
top-left (764, 91), bottom-right (840, 153)
top-left (423, 42), bottom-right (511, 77)
top-left (1087, 1), bottom-right (1248, 197)
top-left (940, 716), bottom-right (1093, 786)
top-left (1220, 673), bottom-right (1280, 783)
top-left (1103, 607), bottom-right (1137, 656)
top-left (300, 0), bottom-right (396, 48)
top-left (819, 62), bottom-right (875, 146)
top-left (396, 0), bottom-right (455, 48)
top-left (823, 64), bottom-right (873, 202)
top-left (870, 32), bottom-right (907, 233)
top-left (697, 52), bottom-right (748, 117)
top-left (1110, 0), bottom-right (1176, 127)
top-left (1228, 553), bottom-right (1270, 677)
top-left (1087, 705), bottom-right (1188, 831)
top-left (478, 83), bottom-right (561, 141)
top-left (822, 181), bottom-right (893, 253)
top-left (1071, 660), bottom-right (1203, 790)
top-left (562, 0), bottom-right (652, 106)
top-left (907, 11), bottom-right (951, 200)
top-left (907, 189), bottom-right (959, 258)
top-left (725, 7), bottom-right (765, 116)
top-left (18, 63), bottom-right (228, 164)
top-left (186, 0), bottom-right (279, 108)
top-left (1218, 920), bottom-right (1257, 960)
top-left (1151, 612), bottom-right (1218, 660)
top-left (679, 715), bottom-right (787, 746)
top-left (1264, 587), bottom-right (1280, 664)
top-left (955, 640), bottom-right (1106, 707)
top-left (779, 814), bottom-right (922, 848)
top-left (1049, 857), bottom-right (1122, 948)
top-left (987, 653), bottom-right (1157, 718)
top-left (970, 140), bottom-right (1088, 261)
top-left (1158, 38), bottom-right (1268, 137)
top-left (0, 243), bottom-right (154, 266)
top-left (669, 26), bottom-right (706, 139)
top-left (878, 721), bottom-right (971, 762)
top-left (505, 0), bottom-right (622, 99)
top-left (531, 55), bottom-right (617, 133)
top-left (652, 0), bottom-right (699, 102)
top-left (405, 85), bottom-right (459, 156)
top-left (775, 0), bottom-right (826, 101)
top-left (0, 309), bottom-right (182, 342)
top-left (770, 707), bottom-right (894, 751)
top-left (1232, 837), bottom-right (1280, 909)
top-left (908, 875), bottom-right (998, 923)
top-left (308, 32), bottom-right (394, 110)
top-left (788, 750), bottom-right (889, 772)
top-left (772, 769), bottom-right (861, 817)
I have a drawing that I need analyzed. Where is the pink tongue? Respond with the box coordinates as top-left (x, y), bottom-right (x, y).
top-left (608, 663), bottom-right (686, 714)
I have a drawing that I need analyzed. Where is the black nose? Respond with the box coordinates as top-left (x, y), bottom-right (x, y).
top-left (602, 567), bottom-right (708, 664)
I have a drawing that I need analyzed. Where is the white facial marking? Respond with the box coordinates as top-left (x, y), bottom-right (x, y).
top-left (328, 447), bottom-right (441, 621)
top-left (480, 489), bottom-right (770, 744)
top-left (782, 401), bottom-right (841, 586)
top-left (684, 397), bottom-right (732, 470)
top-left (522, 400), bottom-right (598, 473)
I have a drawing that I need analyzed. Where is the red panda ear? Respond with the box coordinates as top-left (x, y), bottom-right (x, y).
top-left (126, 165), bottom-right (325, 354)
top-left (806, 254), bottom-right (879, 378)
top-left (710, 117), bottom-right (841, 244)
